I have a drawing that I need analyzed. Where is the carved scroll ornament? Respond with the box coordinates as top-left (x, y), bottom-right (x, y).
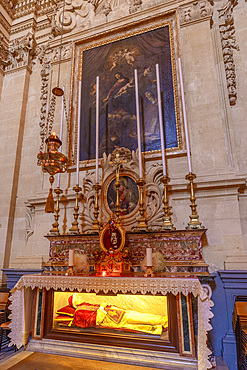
top-left (218, 0), bottom-right (239, 105)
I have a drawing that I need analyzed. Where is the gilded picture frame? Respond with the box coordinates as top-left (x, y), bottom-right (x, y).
top-left (69, 12), bottom-right (181, 167)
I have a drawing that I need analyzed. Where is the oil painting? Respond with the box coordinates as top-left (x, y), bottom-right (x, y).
top-left (80, 24), bottom-right (178, 161)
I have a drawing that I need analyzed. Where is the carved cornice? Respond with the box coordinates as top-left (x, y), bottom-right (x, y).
top-left (13, 0), bottom-right (40, 19)
top-left (0, 0), bottom-right (16, 19)
top-left (10, 19), bottom-right (37, 35)
top-left (179, 0), bottom-right (213, 27)
top-left (218, 0), bottom-right (239, 106)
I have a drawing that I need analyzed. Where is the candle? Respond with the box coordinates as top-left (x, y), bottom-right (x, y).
top-left (76, 80), bottom-right (82, 185)
top-left (146, 248), bottom-right (152, 267)
top-left (134, 69), bottom-right (143, 178)
top-left (69, 249), bottom-right (74, 266)
top-left (178, 58), bottom-right (192, 173)
top-left (95, 76), bottom-right (99, 184)
top-left (57, 86), bottom-right (65, 188)
top-left (155, 64), bottom-right (166, 176)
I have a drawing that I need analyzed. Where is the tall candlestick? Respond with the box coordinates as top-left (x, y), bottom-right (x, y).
top-left (146, 248), bottom-right (152, 266)
top-left (134, 69), bottom-right (143, 178)
top-left (95, 76), bottom-right (99, 184)
top-left (155, 64), bottom-right (166, 176)
top-left (57, 86), bottom-right (65, 188)
top-left (178, 58), bottom-right (192, 173)
top-left (69, 249), bottom-right (74, 266)
top-left (76, 80), bottom-right (82, 185)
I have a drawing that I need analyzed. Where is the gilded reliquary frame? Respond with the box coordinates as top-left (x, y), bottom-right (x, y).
top-left (68, 11), bottom-right (182, 168)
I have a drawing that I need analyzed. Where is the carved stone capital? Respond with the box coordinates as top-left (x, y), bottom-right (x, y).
top-left (180, 1), bottom-right (213, 27)
top-left (5, 32), bottom-right (36, 72)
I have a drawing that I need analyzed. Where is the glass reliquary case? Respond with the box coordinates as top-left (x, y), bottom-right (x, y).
top-left (32, 288), bottom-right (197, 357)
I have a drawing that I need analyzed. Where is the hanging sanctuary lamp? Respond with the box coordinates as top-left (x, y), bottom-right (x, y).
top-left (37, 0), bottom-right (68, 213)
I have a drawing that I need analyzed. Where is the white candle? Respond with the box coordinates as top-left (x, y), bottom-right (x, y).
top-left (155, 64), bottom-right (166, 176)
top-left (95, 76), bottom-right (99, 184)
top-left (57, 86), bottom-right (65, 188)
top-left (178, 58), bottom-right (192, 173)
top-left (76, 80), bottom-right (82, 185)
top-left (69, 249), bottom-right (74, 266)
top-left (134, 69), bottom-right (143, 178)
top-left (146, 248), bottom-right (152, 266)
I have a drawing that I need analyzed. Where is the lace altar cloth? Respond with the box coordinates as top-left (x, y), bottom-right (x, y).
top-left (8, 275), bottom-right (213, 369)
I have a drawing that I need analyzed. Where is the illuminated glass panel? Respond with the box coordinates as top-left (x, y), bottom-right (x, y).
top-left (53, 292), bottom-right (168, 340)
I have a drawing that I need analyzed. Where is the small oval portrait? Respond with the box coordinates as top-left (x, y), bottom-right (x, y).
top-left (107, 176), bottom-right (139, 216)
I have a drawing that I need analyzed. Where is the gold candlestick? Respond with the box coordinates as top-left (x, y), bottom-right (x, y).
top-left (185, 172), bottom-right (204, 229)
top-left (161, 175), bottom-right (175, 230)
top-left (69, 184), bottom-right (82, 234)
top-left (66, 266), bottom-right (74, 276)
top-left (91, 183), bottom-right (101, 232)
top-left (135, 178), bottom-right (148, 231)
top-left (49, 187), bottom-right (63, 235)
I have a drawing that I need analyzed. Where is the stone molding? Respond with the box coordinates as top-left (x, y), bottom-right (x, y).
top-left (179, 0), bottom-right (213, 27)
top-left (4, 31), bottom-right (36, 72)
top-left (10, 19), bottom-right (37, 35)
top-left (218, 0), bottom-right (239, 106)
top-left (0, 12), bottom-right (11, 34)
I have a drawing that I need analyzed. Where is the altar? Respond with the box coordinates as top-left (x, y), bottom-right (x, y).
top-left (8, 274), bottom-right (213, 369)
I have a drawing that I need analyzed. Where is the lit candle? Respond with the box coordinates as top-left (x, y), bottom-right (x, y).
top-left (155, 64), bottom-right (166, 176)
top-left (76, 80), bottom-right (82, 185)
top-left (95, 76), bottom-right (99, 184)
top-left (134, 69), bottom-right (143, 178)
top-left (146, 247), bottom-right (152, 267)
top-left (57, 86), bottom-right (65, 188)
top-left (178, 58), bottom-right (192, 173)
top-left (69, 249), bottom-right (74, 266)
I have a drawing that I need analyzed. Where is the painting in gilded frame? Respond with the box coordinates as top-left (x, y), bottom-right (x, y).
top-left (79, 23), bottom-right (180, 162)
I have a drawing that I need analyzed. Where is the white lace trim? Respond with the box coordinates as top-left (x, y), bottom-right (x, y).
top-left (9, 275), bottom-right (213, 369)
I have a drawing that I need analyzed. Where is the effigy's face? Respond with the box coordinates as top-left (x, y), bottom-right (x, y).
top-left (111, 232), bottom-right (117, 246)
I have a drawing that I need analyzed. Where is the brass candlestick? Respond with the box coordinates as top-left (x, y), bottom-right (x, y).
top-left (49, 187), bottom-right (63, 235)
top-left (185, 172), bottom-right (204, 229)
top-left (135, 178), bottom-right (148, 231)
top-left (69, 184), bottom-right (82, 234)
top-left (161, 175), bottom-right (175, 230)
top-left (91, 183), bottom-right (101, 232)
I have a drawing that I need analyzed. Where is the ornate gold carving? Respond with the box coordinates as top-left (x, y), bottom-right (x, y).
top-left (99, 215), bottom-right (126, 253)
top-left (218, 0), bottom-right (239, 106)
top-left (179, 1), bottom-right (213, 26)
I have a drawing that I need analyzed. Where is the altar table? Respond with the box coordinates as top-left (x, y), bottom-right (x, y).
top-left (8, 275), bottom-right (213, 369)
